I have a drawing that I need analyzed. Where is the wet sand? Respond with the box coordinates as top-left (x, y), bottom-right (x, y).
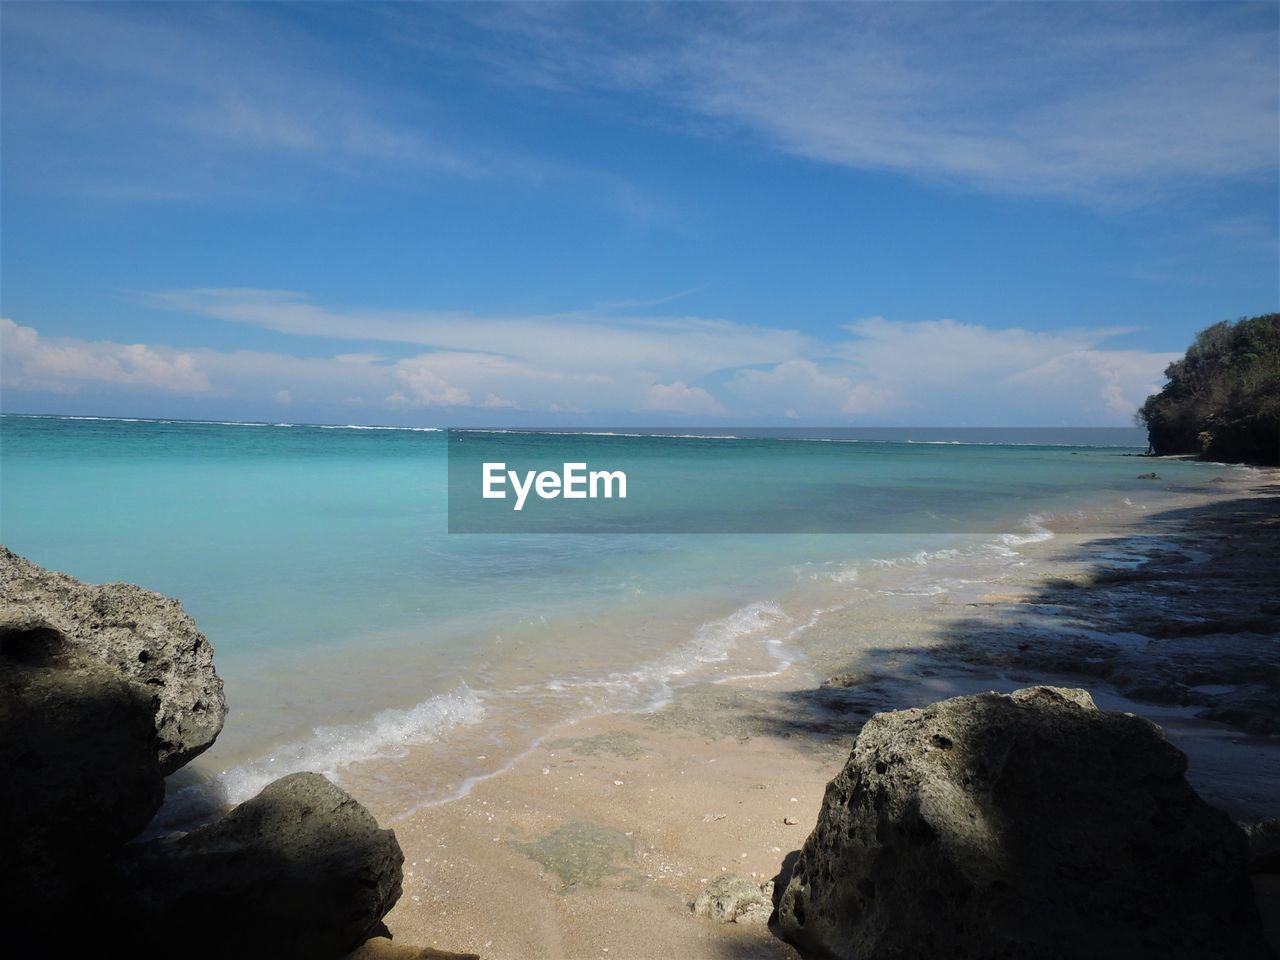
top-left (375, 465), bottom-right (1280, 959)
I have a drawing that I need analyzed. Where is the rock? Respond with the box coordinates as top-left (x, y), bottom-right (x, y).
top-left (783, 817), bottom-right (799, 825)
top-left (0, 618), bottom-right (165, 912)
top-left (777, 686), bottom-right (1268, 960)
top-left (345, 940), bottom-right (481, 960)
top-left (694, 874), bottom-right (772, 925)
top-left (1137, 471), bottom-right (1161, 479)
top-left (0, 547), bottom-right (226, 774)
top-left (1199, 684), bottom-right (1280, 736)
top-left (113, 772), bottom-right (403, 959)
top-left (1246, 819), bottom-right (1280, 874)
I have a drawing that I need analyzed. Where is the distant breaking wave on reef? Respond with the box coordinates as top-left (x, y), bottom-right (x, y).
top-left (6, 415), bottom-right (1147, 447)
top-left (16, 414), bottom-right (444, 433)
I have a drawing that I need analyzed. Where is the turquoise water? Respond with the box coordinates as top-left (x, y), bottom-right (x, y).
top-left (0, 415), bottom-right (1223, 817)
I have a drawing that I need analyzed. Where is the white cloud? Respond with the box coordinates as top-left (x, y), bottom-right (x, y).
top-left (0, 317), bottom-right (211, 394)
top-left (1, 307), bottom-right (1182, 425)
top-left (392, 360), bottom-right (472, 407)
top-left (645, 381), bottom-right (725, 416)
top-left (729, 360), bottom-right (889, 419)
top-left (830, 316), bottom-right (1180, 421)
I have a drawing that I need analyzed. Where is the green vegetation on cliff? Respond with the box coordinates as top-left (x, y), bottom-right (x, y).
top-left (1139, 314), bottom-right (1280, 465)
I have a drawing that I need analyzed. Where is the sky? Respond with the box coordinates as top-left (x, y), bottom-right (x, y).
top-left (1, 1), bottom-right (1277, 427)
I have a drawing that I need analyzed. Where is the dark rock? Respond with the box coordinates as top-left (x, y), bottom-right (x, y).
top-left (1246, 819), bottom-right (1280, 874)
top-left (1198, 684), bottom-right (1280, 736)
top-left (778, 686), bottom-right (1268, 960)
top-left (346, 942), bottom-right (481, 960)
top-left (0, 617), bottom-right (165, 911)
top-left (0, 546), bottom-right (226, 773)
top-left (114, 772), bottom-right (404, 959)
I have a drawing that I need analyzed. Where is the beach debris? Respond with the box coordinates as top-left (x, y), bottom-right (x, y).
top-left (693, 874), bottom-right (773, 925)
top-left (778, 686), bottom-right (1269, 959)
top-left (701, 813), bottom-right (727, 822)
top-left (1137, 471), bottom-right (1161, 480)
top-left (783, 817), bottom-right (799, 825)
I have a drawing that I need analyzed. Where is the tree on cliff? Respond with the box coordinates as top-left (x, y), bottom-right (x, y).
top-left (1138, 313), bottom-right (1280, 465)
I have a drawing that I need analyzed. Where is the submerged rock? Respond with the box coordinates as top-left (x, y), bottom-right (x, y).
top-left (0, 618), bottom-right (164, 910)
top-left (114, 772), bottom-right (404, 959)
top-left (693, 874), bottom-right (772, 925)
top-left (0, 547), bottom-right (225, 773)
top-left (778, 686), bottom-right (1268, 960)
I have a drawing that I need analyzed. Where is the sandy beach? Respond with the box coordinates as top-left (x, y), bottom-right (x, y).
top-left (369, 464), bottom-right (1280, 959)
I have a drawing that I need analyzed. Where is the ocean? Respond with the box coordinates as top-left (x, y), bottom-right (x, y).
top-left (0, 414), bottom-right (1228, 823)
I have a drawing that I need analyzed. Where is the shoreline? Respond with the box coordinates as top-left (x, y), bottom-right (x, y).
top-left (162, 455), bottom-right (1247, 829)
top-left (370, 465), bottom-right (1279, 958)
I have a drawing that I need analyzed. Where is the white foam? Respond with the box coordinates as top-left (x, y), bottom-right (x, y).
top-left (871, 547), bottom-right (962, 568)
top-left (531, 601), bottom-right (792, 716)
top-left (210, 684), bottom-right (484, 806)
top-left (644, 601), bottom-right (786, 681)
top-left (998, 514), bottom-right (1054, 546)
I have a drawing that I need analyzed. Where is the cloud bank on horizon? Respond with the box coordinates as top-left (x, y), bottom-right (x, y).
top-left (1, 300), bottom-right (1179, 426)
top-left (0, 2), bottom-right (1275, 426)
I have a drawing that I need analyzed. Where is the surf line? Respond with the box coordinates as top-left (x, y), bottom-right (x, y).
top-left (482, 461), bottom-right (627, 511)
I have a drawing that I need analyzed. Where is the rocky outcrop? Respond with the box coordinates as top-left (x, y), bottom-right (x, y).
top-left (113, 772), bottom-right (404, 959)
top-left (778, 686), bottom-right (1269, 960)
top-left (0, 547), bottom-right (225, 773)
top-left (1138, 313), bottom-right (1280, 466)
top-left (0, 618), bottom-right (164, 910)
top-left (1, 549), bottom-right (406, 958)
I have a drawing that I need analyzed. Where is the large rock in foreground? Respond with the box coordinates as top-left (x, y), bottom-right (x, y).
top-left (0, 547), bottom-right (225, 773)
top-left (115, 772), bottom-right (404, 959)
top-left (778, 686), bottom-right (1268, 960)
top-left (0, 618), bottom-right (164, 911)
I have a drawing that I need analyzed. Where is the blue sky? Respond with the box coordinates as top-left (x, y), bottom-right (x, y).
top-left (1, 1), bottom-right (1276, 426)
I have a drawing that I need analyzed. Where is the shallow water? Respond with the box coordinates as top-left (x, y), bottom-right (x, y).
top-left (0, 414), bottom-right (1228, 820)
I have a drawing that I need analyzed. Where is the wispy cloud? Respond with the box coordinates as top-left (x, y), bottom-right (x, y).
top-left (2, 3), bottom-right (477, 194)
top-left (451, 2), bottom-right (1278, 203)
top-left (10, 4), bottom-right (1271, 208)
top-left (146, 288), bottom-right (813, 384)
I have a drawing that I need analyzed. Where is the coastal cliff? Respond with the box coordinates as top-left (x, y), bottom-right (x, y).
top-left (1139, 313), bottom-right (1280, 465)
